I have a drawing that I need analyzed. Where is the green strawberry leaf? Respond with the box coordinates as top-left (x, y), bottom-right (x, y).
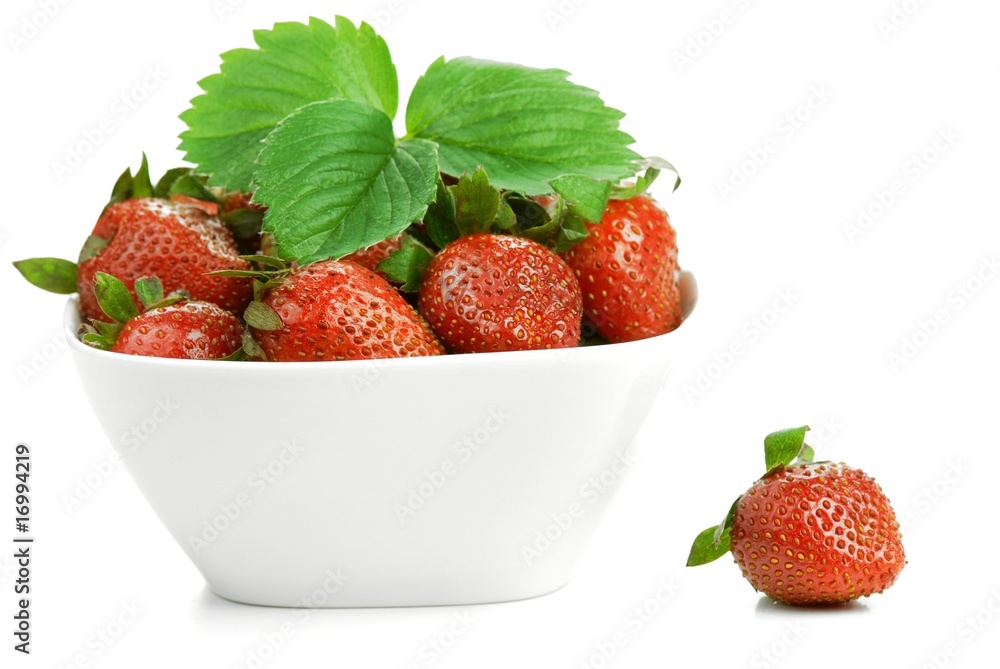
top-left (13, 257), bottom-right (78, 294)
top-left (764, 425), bottom-right (811, 472)
top-left (550, 175), bottom-right (612, 222)
top-left (243, 300), bottom-right (283, 331)
top-left (94, 272), bottom-right (139, 324)
top-left (254, 99), bottom-right (438, 263)
top-left (179, 16), bottom-right (398, 192)
top-left (134, 276), bottom-right (164, 310)
top-left (687, 525), bottom-right (732, 567)
top-left (376, 237), bottom-right (434, 292)
top-left (406, 57), bottom-right (641, 194)
top-left (453, 167), bottom-right (502, 236)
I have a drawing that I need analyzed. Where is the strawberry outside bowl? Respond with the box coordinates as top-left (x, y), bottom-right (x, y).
top-left (63, 276), bottom-right (696, 608)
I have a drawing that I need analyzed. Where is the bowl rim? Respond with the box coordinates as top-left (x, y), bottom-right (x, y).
top-left (63, 296), bottom-right (692, 371)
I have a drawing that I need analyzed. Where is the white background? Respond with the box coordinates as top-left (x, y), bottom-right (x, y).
top-left (3, 0), bottom-right (999, 667)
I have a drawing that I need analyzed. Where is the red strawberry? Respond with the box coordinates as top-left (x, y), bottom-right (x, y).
top-left (77, 198), bottom-right (253, 321)
top-left (113, 302), bottom-right (242, 359)
top-left (561, 195), bottom-right (681, 342)
top-left (687, 427), bottom-right (905, 606)
top-left (730, 462), bottom-right (905, 605)
top-left (81, 273), bottom-right (243, 360)
top-left (249, 259), bottom-right (444, 361)
top-left (14, 158), bottom-right (253, 316)
top-left (418, 233), bottom-right (583, 353)
top-left (342, 235), bottom-right (403, 274)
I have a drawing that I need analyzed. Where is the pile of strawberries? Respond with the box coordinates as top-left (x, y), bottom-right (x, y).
top-left (16, 158), bottom-right (686, 361)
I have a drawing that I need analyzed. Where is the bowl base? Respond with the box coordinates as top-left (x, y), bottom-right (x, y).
top-left (204, 577), bottom-right (574, 609)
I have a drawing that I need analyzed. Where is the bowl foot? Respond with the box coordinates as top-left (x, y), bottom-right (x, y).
top-left (203, 577), bottom-right (574, 609)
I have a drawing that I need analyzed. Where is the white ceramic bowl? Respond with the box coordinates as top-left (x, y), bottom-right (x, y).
top-left (65, 285), bottom-right (693, 608)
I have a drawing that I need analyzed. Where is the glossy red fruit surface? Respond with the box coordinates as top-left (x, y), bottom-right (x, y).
top-left (77, 198), bottom-right (252, 320)
top-left (252, 259), bottom-right (444, 361)
top-left (730, 462), bottom-right (906, 605)
top-left (111, 301), bottom-right (242, 359)
top-left (418, 234), bottom-right (582, 353)
top-left (561, 196), bottom-right (681, 342)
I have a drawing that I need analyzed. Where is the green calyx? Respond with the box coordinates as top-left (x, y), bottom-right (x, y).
top-left (12, 154), bottom-right (241, 301)
top-left (243, 300), bottom-right (282, 331)
top-left (686, 426), bottom-right (814, 567)
top-left (421, 167), bottom-right (520, 247)
top-left (239, 295), bottom-right (279, 360)
top-left (108, 153), bottom-right (154, 203)
top-left (81, 273), bottom-right (190, 350)
top-left (211, 256), bottom-right (288, 354)
top-left (95, 155), bottom-right (224, 266)
top-left (377, 165), bottom-right (605, 291)
top-left (109, 153), bottom-right (221, 208)
top-left (109, 153), bottom-right (265, 256)
top-left (763, 425), bottom-right (813, 473)
top-left (132, 276), bottom-right (188, 311)
top-left (77, 235), bottom-right (108, 263)
top-left (376, 236), bottom-right (434, 292)
top-left (221, 208), bottom-right (267, 254)
top-left (94, 272), bottom-right (140, 324)
top-left (610, 156), bottom-right (681, 200)
top-left (547, 156), bottom-right (681, 224)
